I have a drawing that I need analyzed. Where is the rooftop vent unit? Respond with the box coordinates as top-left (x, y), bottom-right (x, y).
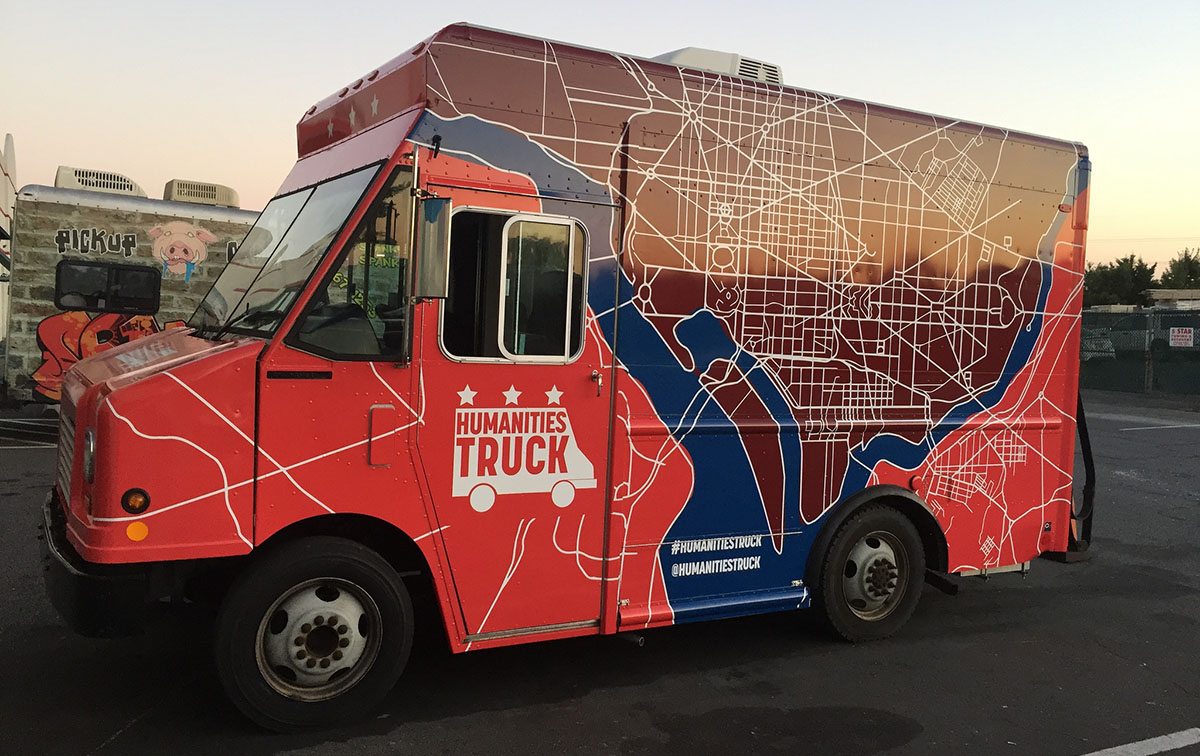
top-left (55, 166), bottom-right (147, 197)
top-left (163, 179), bottom-right (240, 208)
top-left (652, 47), bottom-right (783, 85)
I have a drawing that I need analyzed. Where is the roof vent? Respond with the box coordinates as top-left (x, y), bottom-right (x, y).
top-left (55, 166), bottom-right (147, 197)
top-left (652, 47), bottom-right (782, 85)
top-left (163, 179), bottom-right (240, 208)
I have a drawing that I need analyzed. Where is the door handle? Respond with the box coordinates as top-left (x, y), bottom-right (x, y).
top-left (368, 404), bottom-right (396, 467)
top-left (591, 369), bottom-right (603, 397)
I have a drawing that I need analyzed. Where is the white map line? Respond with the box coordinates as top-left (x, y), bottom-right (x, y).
top-left (413, 525), bottom-right (449, 542)
top-left (95, 383), bottom-right (423, 524)
top-left (103, 396), bottom-right (251, 548)
top-left (471, 517), bottom-right (535, 644)
top-left (162, 372), bottom-right (335, 516)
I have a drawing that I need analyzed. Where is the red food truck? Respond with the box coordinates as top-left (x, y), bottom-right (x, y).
top-left (40, 23), bottom-right (1093, 730)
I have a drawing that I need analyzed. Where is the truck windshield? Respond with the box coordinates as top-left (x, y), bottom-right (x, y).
top-left (190, 164), bottom-right (380, 335)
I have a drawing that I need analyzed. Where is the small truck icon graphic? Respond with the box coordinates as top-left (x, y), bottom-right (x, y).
top-left (452, 384), bottom-right (597, 512)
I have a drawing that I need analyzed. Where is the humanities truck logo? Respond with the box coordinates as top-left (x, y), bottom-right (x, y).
top-left (452, 384), bottom-right (596, 513)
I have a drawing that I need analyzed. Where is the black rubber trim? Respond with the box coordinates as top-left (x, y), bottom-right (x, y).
top-left (265, 370), bottom-right (333, 380)
top-left (1071, 391), bottom-right (1095, 549)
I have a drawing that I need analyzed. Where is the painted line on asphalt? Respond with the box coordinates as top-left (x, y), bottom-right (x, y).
top-left (1091, 412), bottom-right (1200, 431)
top-left (0, 443), bottom-right (56, 450)
top-left (1080, 727), bottom-right (1200, 756)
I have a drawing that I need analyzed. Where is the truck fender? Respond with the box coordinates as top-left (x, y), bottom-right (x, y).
top-left (251, 512), bottom-right (465, 646)
top-left (803, 484), bottom-right (948, 588)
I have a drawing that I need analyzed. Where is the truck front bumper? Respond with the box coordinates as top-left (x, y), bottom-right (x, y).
top-left (40, 490), bottom-right (148, 637)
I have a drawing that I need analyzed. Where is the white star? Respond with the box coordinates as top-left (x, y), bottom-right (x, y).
top-left (371, 95), bottom-right (379, 116)
top-left (457, 385), bottom-right (477, 406)
top-left (545, 385), bottom-right (563, 405)
top-left (349, 106), bottom-right (357, 127)
top-left (503, 385), bottom-right (522, 405)
top-left (326, 120), bottom-right (333, 137)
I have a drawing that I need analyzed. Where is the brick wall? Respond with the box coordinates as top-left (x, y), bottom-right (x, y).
top-left (4, 192), bottom-right (257, 402)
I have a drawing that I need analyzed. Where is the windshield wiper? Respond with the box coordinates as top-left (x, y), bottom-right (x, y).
top-left (214, 308), bottom-right (289, 340)
top-left (190, 322), bottom-right (223, 340)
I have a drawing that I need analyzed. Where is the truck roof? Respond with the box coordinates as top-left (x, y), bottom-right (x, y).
top-left (297, 22), bottom-right (1085, 162)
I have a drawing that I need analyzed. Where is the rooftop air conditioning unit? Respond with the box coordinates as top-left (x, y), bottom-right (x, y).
top-left (163, 179), bottom-right (240, 208)
top-left (54, 166), bottom-right (147, 197)
top-left (652, 47), bottom-right (783, 85)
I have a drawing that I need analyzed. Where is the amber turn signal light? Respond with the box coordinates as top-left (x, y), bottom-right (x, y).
top-left (121, 489), bottom-right (151, 515)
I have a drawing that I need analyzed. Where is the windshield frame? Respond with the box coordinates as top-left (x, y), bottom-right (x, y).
top-left (282, 162), bottom-right (419, 364)
top-left (188, 160), bottom-right (386, 339)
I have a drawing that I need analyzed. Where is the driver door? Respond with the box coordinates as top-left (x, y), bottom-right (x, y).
top-left (253, 164), bottom-right (427, 544)
top-left (414, 207), bottom-right (616, 642)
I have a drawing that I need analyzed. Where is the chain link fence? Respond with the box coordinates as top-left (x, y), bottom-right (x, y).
top-left (1081, 310), bottom-right (1200, 393)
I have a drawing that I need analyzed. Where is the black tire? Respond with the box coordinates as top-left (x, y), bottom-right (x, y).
top-left (813, 505), bottom-right (925, 642)
top-left (215, 536), bottom-right (414, 731)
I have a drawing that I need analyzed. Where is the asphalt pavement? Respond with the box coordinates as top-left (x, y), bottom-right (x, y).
top-left (1, 389), bottom-right (1198, 755)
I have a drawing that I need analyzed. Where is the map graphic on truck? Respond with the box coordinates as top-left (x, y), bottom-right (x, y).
top-left (452, 384), bottom-right (596, 512)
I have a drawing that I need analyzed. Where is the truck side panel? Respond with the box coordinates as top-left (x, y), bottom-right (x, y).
top-left (407, 26), bottom-right (1086, 624)
top-left (284, 24), bottom-right (1087, 628)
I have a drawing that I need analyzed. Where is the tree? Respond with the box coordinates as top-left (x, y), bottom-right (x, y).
top-left (1157, 248), bottom-right (1200, 289)
top-left (1083, 254), bottom-right (1157, 307)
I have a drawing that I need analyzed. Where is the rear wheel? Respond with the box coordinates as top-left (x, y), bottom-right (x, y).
top-left (815, 505), bottom-right (925, 642)
top-left (215, 536), bottom-right (413, 731)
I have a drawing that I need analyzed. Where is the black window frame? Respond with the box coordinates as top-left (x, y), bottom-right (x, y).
top-left (438, 207), bottom-right (589, 365)
top-left (54, 258), bottom-right (161, 316)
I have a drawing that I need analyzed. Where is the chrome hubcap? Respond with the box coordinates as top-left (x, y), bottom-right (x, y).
top-left (841, 530), bottom-right (908, 621)
top-left (256, 578), bottom-right (381, 701)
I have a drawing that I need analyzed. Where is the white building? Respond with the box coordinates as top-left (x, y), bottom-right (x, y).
top-left (1146, 289), bottom-right (1200, 310)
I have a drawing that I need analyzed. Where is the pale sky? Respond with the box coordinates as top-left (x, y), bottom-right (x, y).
top-left (2, 0), bottom-right (1197, 265)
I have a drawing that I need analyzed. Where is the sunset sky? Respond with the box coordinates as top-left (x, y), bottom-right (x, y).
top-left (2, 0), bottom-right (1196, 265)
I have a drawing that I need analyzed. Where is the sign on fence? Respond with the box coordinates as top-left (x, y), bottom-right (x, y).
top-left (1170, 327), bottom-right (1194, 348)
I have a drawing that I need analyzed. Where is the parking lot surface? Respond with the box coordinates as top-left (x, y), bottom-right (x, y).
top-left (1, 390), bottom-right (1197, 755)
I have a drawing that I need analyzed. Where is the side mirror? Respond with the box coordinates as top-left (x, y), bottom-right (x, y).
top-left (55, 259), bottom-right (161, 315)
top-left (413, 197), bottom-right (450, 299)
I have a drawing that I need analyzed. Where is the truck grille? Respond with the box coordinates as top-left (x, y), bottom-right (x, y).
top-left (57, 413), bottom-right (76, 506)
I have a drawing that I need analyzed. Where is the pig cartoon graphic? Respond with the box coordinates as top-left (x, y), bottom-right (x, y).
top-left (149, 221), bottom-right (216, 281)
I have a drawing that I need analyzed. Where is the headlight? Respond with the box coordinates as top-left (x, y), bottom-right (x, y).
top-left (83, 429), bottom-right (96, 483)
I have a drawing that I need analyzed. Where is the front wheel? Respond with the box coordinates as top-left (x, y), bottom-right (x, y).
top-left (215, 536), bottom-right (414, 731)
top-left (814, 505), bottom-right (925, 642)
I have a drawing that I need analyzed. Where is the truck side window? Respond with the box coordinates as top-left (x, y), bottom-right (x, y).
top-left (293, 166), bottom-right (414, 359)
top-left (442, 210), bottom-right (586, 362)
